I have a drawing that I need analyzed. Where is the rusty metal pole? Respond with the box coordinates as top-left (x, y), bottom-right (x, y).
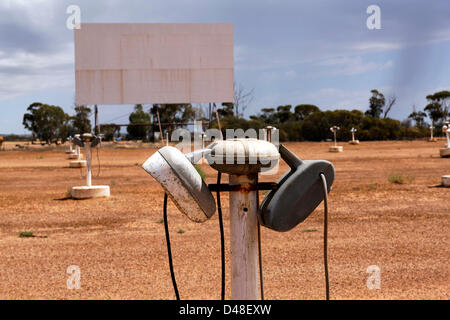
top-left (229, 174), bottom-right (259, 300)
top-left (265, 126), bottom-right (273, 142)
top-left (207, 139), bottom-right (279, 300)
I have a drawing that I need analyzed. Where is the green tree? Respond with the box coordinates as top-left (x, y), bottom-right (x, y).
top-left (425, 90), bottom-right (450, 125)
top-left (274, 105), bottom-right (294, 123)
top-left (218, 103), bottom-right (235, 118)
top-left (22, 102), bottom-right (70, 144)
top-left (302, 109), bottom-right (364, 141)
top-left (294, 104), bottom-right (320, 121)
top-left (359, 117), bottom-right (402, 140)
top-left (424, 102), bottom-right (444, 126)
top-left (100, 124), bottom-right (121, 141)
top-left (250, 108), bottom-right (276, 123)
top-left (22, 102), bottom-right (42, 140)
top-left (365, 89), bottom-right (385, 118)
top-left (179, 104), bottom-right (196, 123)
top-left (71, 106), bottom-right (92, 134)
top-left (408, 111), bottom-right (427, 128)
top-left (127, 104), bottom-right (151, 140)
top-left (153, 103), bottom-right (196, 136)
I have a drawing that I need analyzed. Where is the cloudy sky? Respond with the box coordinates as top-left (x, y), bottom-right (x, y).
top-left (1, 0), bottom-right (449, 134)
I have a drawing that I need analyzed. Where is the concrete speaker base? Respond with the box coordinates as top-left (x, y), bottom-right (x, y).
top-left (442, 175), bottom-right (450, 187)
top-left (68, 154), bottom-right (81, 159)
top-left (69, 160), bottom-right (87, 168)
top-left (428, 138), bottom-right (437, 142)
top-left (65, 150), bottom-right (76, 154)
top-left (440, 148), bottom-right (450, 158)
top-left (71, 185), bottom-right (110, 199)
top-left (329, 146), bottom-right (343, 152)
top-left (348, 140), bottom-right (360, 145)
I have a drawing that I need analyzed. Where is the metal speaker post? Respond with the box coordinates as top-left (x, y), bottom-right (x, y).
top-left (206, 138), bottom-right (279, 300)
top-left (71, 133), bottom-right (110, 199)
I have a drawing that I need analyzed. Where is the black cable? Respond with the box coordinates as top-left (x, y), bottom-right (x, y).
top-left (162, 172), bottom-right (225, 301)
top-left (216, 172), bottom-right (226, 300)
top-left (256, 188), bottom-right (264, 300)
top-left (163, 193), bottom-right (180, 300)
top-left (320, 173), bottom-right (330, 300)
top-left (95, 144), bottom-right (101, 178)
top-left (257, 221), bottom-right (264, 300)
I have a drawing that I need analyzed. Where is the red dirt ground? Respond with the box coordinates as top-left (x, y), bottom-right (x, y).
top-left (0, 140), bottom-right (448, 299)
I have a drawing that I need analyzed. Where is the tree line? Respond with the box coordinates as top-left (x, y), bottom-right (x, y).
top-left (22, 103), bottom-right (93, 144)
top-left (22, 89), bottom-right (449, 143)
top-left (212, 89), bottom-right (449, 141)
top-left (21, 102), bottom-right (196, 143)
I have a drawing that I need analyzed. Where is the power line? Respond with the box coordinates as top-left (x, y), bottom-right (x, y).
top-left (103, 111), bottom-right (133, 124)
top-left (100, 122), bottom-right (210, 127)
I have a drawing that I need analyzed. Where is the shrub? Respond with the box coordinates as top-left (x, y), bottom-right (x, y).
top-left (388, 174), bottom-right (404, 184)
top-left (194, 165), bottom-right (206, 180)
top-left (19, 231), bottom-right (35, 238)
top-left (388, 173), bottom-right (415, 184)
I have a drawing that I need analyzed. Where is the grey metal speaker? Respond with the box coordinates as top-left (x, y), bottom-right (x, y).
top-left (259, 144), bottom-right (335, 232)
top-left (72, 134), bottom-right (83, 147)
top-left (205, 138), bottom-right (279, 175)
top-left (72, 133), bottom-right (101, 147)
top-left (142, 146), bottom-right (216, 223)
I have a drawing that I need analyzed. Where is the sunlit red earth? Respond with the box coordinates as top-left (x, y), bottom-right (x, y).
top-left (0, 140), bottom-right (448, 299)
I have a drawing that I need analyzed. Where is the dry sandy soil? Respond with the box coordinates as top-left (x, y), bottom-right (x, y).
top-left (0, 140), bottom-right (448, 300)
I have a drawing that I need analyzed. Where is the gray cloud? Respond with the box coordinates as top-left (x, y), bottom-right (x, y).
top-left (0, 0), bottom-right (449, 130)
top-left (0, 22), bottom-right (48, 53)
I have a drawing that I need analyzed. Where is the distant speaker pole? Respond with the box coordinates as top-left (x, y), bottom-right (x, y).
top-left (94, 105), bottom-right (100, 135)
top-left (209, 103), bottom-right (212, 124)
top-left (156, 107), bottom-right (164, 145)
top-left (214, 103), bottom-right (223, 140)
top-left (151, 105), bottom-right (157, 143)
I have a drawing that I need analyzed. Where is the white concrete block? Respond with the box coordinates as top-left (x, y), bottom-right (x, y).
top-left (440, 148), bottom-right (450, 158)
top-left (71, 185), bottom-right (110, 199)
top-left (442, 175), bottom-right (450, 187)
top-left (329, 146), bottom-right (343, 152)
top-left (69, 160), bottom-right (87, 168)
